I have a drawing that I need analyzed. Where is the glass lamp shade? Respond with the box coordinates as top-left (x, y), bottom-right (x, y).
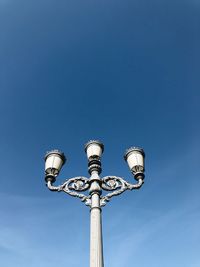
top-left (124, 147), bottom-right (145, 174)
top-left (84, 140), bottom-right (104, 160)
top-left (45, 150), bottom-right (66, 176)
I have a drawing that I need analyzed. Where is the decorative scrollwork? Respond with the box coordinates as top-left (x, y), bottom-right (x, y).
top-left (100, 176), bottom-right (144, 207)
top-left (46, 175), bottom-right (143, 208)
top-left (47, 177), bottom-right (91, 206)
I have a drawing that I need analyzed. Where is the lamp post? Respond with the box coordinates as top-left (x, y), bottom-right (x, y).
top-left (44, 140), bottom-right (145, 267)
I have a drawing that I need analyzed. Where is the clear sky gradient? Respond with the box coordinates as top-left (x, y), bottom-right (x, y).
top-left (1, 0), bottom-right (200, 266)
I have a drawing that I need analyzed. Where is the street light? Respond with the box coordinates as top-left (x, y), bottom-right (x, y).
top-left (44, 140), bottom-right (145, 267)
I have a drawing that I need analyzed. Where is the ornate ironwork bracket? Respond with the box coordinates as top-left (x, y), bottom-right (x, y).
top-left (47, 177), bottom-right (92, 207)
top-left (100, 176), bottom-right (144, 207)
top-left (47, 176), bottom-right (144, 208)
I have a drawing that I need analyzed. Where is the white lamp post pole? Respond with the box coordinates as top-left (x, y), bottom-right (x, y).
top-left (90, 178), bottom-right (104, 267)
top-left (44, 140), bottom-right (145, 267)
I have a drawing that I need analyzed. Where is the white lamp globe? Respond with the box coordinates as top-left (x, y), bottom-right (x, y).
top-left (124, 147), bottom-right (145, 177)
top-left (85, 140), bottom-right (104, 160)
top-left (45, 150), bottom-right (66, 177)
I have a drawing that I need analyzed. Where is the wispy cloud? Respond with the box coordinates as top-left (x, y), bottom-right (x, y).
top-left (0, 192), bottom-right (89, 267)
top-left (103, 143), bottom-right (200, 267)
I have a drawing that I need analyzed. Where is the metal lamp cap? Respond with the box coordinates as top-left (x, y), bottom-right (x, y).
top-left (84, 140), bottom-right (104, 153)
top-left (124, 147), bottom-right (145, 161)
top-left (45, 149), bottom-right (66, 164)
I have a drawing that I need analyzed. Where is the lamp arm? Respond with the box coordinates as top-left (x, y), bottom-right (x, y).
top-left (100, 176), bottom-right (144, 207)
top-left (46, 177), bottom-right (92, 207)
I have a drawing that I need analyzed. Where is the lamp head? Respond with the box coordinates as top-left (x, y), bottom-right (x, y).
top-left (44, 150), bottom-right (66, 182)
top-left (124, 147), bottom-right (145, 179)
top-left (84, 140), bottom-right (104, 160)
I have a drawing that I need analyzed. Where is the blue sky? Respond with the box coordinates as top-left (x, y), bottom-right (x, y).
top-left (0, 0), bottom-right (200, 266)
